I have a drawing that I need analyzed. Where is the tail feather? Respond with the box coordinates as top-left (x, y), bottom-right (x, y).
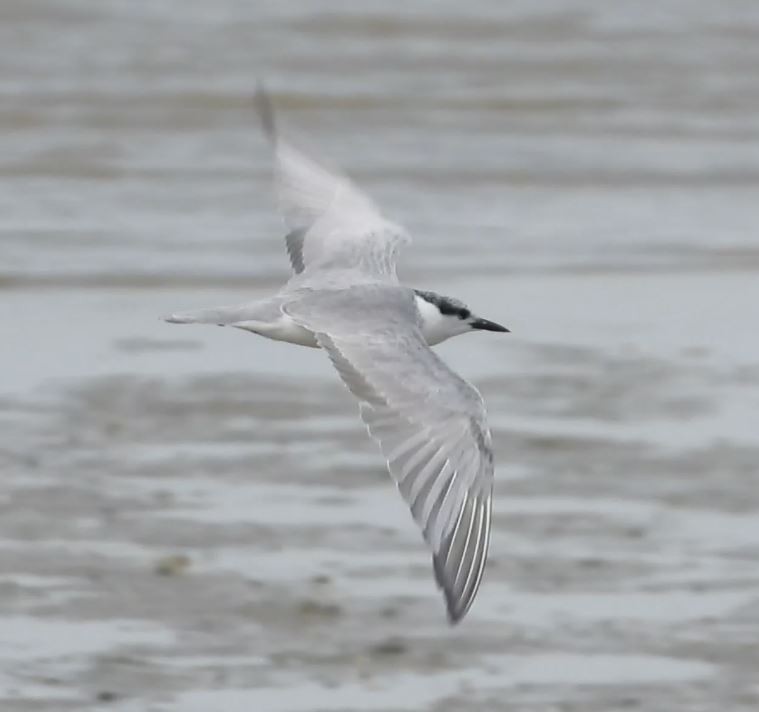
top-left (162, 298), bottom-right (284, 327)
top-left (162, 305), bottom-right (251, 326)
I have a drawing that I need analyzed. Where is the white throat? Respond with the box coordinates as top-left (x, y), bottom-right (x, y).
top-left (414, 295), bottom-right (468, 346)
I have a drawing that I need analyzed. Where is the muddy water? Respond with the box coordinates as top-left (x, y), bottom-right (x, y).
top-left (2, 1), bottom-right (759, 710)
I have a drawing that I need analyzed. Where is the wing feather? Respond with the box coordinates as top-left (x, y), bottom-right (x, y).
top-left (255, 87), bottom-right (410, 279)
top-left (285, 228), bottom-right (307, 274)
top-left (285, 286), bottom-right (494, 623)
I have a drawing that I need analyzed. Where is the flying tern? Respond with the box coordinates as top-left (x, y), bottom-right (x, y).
top-left (165, 88), bottom-right (509, 623)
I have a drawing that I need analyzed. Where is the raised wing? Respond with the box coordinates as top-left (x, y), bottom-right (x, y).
top-left (256, 87), bottom-right (410, 279)
top-left (284, 286), bottom-right (494, 623)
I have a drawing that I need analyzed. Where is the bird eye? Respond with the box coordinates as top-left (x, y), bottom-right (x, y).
top-left (459, 309), bottom-right (470, 320)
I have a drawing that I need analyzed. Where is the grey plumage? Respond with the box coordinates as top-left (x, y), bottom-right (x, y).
top-left (284, 285), bottom-right (493, 622)
top-left (165, 85), bottom-right (504, 624)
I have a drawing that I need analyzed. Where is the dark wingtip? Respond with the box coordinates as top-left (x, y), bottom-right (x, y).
top-left (433, 553), bottom-right (466, 626)
top-left (254, 81), bottom-right (277, 142)
top-left (446, 603), bottom-right (465, 625)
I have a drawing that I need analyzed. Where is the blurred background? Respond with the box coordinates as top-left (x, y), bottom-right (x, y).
top-left (1, 1), bottom-right (759, 710)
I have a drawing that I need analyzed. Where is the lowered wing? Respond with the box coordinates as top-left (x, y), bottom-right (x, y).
top-left (284, 285), bottom-right (494, 623)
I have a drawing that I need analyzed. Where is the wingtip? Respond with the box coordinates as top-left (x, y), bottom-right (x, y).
top-left (433, 553), bottom-right (468, 626)
top-left (445, 602), bottom-right (465, 626)
top-left (254, 80), bottom-right (277, 142)
top-left (443, 588), bottom-right (469, 626)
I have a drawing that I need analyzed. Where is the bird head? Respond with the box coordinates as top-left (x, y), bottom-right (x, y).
top-left (413, 290), bottom-right (509, 346)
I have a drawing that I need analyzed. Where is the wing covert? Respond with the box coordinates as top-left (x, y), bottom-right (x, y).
top-left (284, 286), bottom-right (494, 623)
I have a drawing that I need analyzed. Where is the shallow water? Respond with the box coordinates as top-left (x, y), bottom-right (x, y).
top-left (2, 1), bottom-right (759, 710)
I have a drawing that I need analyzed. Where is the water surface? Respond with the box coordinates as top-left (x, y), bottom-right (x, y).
top-left (1, 1), bottom-right (759, 710)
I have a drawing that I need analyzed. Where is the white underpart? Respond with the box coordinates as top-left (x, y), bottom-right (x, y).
top-left (233, 313), bottom-right (318, 347)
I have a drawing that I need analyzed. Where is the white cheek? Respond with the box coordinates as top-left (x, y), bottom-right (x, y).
top-left (414, 296), bottom-right (437, 323)
top-left (414, 296), bottom-right (468, 345)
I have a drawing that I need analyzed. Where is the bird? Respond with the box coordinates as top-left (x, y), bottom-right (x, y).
top-left (164, 87), bottom-right (509, 624)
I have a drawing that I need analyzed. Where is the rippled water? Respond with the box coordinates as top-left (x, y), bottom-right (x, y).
top-left (2, 1), bottom-right (759, 711)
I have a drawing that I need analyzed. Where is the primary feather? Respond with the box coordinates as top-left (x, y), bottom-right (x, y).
top-left (284, 285), bottom-right (494, 622)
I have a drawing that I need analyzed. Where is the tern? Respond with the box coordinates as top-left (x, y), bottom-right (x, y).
top-left (165, 88), bottom-right (509, 623)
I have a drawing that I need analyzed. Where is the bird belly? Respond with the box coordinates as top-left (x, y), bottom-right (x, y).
top-left (233, 314), bottom-right (319, 347)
